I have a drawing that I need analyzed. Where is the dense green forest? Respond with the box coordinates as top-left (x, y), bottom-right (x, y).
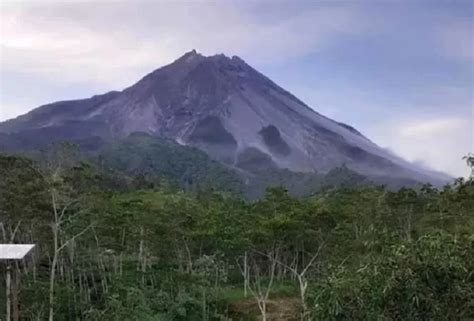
top-left (2, 133), bottom-right (419, 200)
top-left (0, 149), bottom-right (473, 321)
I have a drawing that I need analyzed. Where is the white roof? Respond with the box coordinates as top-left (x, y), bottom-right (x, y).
top-left (0, 244), bottom-right (35, 259)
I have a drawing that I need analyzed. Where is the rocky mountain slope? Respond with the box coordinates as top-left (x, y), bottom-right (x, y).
top-left (0, 50), bottom-right (450, 185)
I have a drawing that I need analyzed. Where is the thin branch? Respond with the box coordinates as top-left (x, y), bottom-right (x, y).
top-left (9, 220), bottom-right (23, 243)
top-left (61, 209), bottom-right (87, 225)
top-left (264, 251), bottom-right (277, 300)
top-left (255, 248), bottom-right (297, 274)
top-left (51, 192), bottom-right (58, 223)
top-left (0, 222), bottom-right (6, 243)
top-left (58, 200), bottom-right (78, 224)
top-left (57, 224), bottom-right (93, 253)
top-left (301, 241), bottom-right (325, 276)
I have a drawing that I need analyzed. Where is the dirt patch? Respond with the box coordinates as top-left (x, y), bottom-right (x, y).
top-left (228, 297), bottom-right (300, 321)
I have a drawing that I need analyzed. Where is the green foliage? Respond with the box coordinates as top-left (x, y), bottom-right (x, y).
top-left (97, 133), bottom-right (244, 195)
top-left (310, 232), bottom-right (474, 321)
top-left (0, 153), bottom-right (472, 320)
top-left (84, 133), bottom-right (372, 199)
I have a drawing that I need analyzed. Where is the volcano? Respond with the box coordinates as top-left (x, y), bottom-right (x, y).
top-left (0, 50), bottom-right (450, 185)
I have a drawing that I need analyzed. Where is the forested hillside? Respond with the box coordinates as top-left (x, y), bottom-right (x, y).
top-left (94, 134), bottom-right (372, 198)
top-left (7, 135), bottom-right (375, 199)
top-left (0, 151), bottom-right (473, 321)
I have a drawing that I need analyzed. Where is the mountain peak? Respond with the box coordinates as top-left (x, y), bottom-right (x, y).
top-left (231, 55), bottom-right (245, 63)
top-left (176, 49), bottom-right (204, 63)
top-left (173, 50), bottom-right (247, 69)
top-left (208, 53), bottom-right (245, 63)
top-left (0, 51), bottom-right (451, 185)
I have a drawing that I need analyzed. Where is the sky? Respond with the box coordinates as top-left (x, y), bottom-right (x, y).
top-left (0, 0), bottom-right (473, 177)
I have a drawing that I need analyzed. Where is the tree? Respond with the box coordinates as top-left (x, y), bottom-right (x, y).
top-left (245, 248), bottom-right (279, 321)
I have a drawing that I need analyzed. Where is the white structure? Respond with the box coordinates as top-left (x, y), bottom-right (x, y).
top-left (0, 244), bottom-right (35, 259)
top-left (1, 244), bottom-right (35, 321)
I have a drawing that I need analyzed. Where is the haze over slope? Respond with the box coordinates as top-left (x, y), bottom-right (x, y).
top-left (0, 50), bottom-right (450, 184)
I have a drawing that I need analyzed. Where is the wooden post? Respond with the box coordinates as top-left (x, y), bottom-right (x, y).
top-left (12, 263), bottom-right (20, 321)
top-left (0, 244), bottom-right (36, 321)
top-left (6, 262), bottom-right (11, 321)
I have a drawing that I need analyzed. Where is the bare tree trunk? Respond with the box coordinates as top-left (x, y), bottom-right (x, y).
top-left (12, 264), bottom-right (20, 321)
top-left (183, 237), bottom-right (193, 273)
top-left (138, 226), bottom-right (144, 271)
top-left (6, 263), bottom-right (11, 321)
top-left (297, 275), bottom-right (308, 321)
top-left (261, 300), bottom-right (267, 321)
top-left (138, 226), bottom-right (147, 285)
top-left (255, 292), bottom-right (270, 321)
top-left (48, 192), bottom-right (91, 321)
top-left (264, 243), bottom-right (325, 321)
top-left (201, 287), bottom-right (207, 321)
top-left (243, 251), bottom-right (248, 297)
top-left (48, 221), bottom-right (59, 321)
top-left (3, 221), bottom-right (23, 321)
top-left (248, 249), bottom-right (278, 321)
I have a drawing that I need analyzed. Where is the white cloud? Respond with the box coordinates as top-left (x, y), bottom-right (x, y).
top-left (0, 1), bottom-right (368, 123)
top-left (0, 1), bottom-right (364, 89)
top-left (399, 118), bottom-right (467, 138)
top-left (0, 3), bottom-right (179, 87)
top-left (371, 116), bottom-right (473, 178)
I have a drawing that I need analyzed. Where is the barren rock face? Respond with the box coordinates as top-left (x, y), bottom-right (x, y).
top-left (0, 50), bottom-right (450, 184)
